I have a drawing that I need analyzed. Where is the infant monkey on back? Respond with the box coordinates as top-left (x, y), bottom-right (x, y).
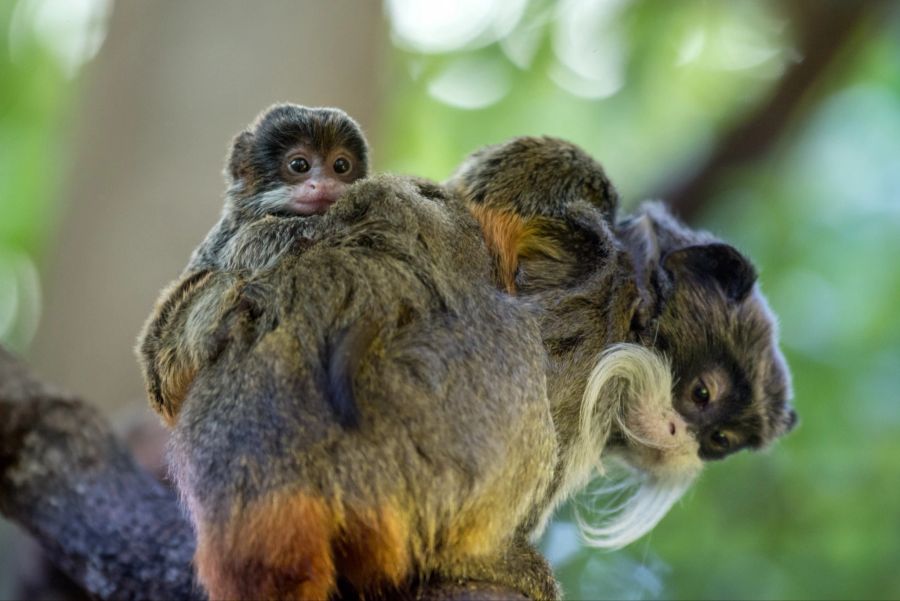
top-left (188, 104), bottom-right (370, 275)
top-left (138, 104), bottom-right (371, 422)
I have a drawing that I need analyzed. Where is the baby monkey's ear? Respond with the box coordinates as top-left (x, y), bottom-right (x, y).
top-left (470, 200), bottom-right (613, 294)
top-left (663, 243), bottom-right (757, 302)
top-left (226, 130), bottom-right (255, 184)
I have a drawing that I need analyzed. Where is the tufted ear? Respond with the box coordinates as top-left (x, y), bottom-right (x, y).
top-left (226, 130), bottom-right (255, 183)
top-left (663, 243), bottom-right (757, 303)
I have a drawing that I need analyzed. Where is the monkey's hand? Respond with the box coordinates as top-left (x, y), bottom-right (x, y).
top-left (138, 270), bottom-right (215, 424)
top-left (138, 266), bottom-right (282, 424)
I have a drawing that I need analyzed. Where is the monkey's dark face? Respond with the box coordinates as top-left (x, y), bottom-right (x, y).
top-left (226, 104), bottom-right (369, 217)
top-left (651, 245), bottom-right (796, 462)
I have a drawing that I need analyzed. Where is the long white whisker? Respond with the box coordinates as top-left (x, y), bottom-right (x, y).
top-left (569, 344), bottom-right (700, 549)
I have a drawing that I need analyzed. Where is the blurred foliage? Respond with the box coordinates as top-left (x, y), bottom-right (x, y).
top-left (381, 0), bottom-right (900, 599)
top-left (2, 0), bottom-right (899, 599)
top-left (0, 0), bottom-right (85, 352)
top-left (0, 1), bottom-right (90, 595)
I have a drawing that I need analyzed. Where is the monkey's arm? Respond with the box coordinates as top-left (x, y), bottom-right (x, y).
top-left (138, 269), bottom-right (219, 423)
top-left (139, 215), bottom-right (317, 423)
top-left (137, 268), bottom-right (273, 424)
top-left (0, 346), bottom-right (203, 601)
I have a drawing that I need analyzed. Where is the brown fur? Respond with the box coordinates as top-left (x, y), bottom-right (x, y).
top-left (144, 175), bottom-right (559, 600)
top-left (139, 270), bottom-right (214, 424)
top-left (468, 204), bottom-right (568, 294)
top-left (196, 493), bottom-right (337, 600)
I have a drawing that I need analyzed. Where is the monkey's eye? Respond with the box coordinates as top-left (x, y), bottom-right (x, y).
top-left (333, 157), bottom-right (351, 175)
top-left (288, 157), bottom-right (310, 174)
top-left (709, 430), bottom-right (730, 450)
top-left (692, 381), bottom-right (711, 408)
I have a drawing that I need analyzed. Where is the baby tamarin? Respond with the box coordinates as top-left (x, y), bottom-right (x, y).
top-left (448, 136), bottom-right (619, 293)
top-left (188, 103), bottom-right (368, 273)
top-left (140, 104), bottom-right (368, 418)
top-left (449, 136), bottom-right (796, 544)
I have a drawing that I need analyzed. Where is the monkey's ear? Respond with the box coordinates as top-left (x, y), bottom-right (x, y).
top-left (663, 243), bottom-right (757, 302)
top-left (226, 130), bottom-right (254, 183)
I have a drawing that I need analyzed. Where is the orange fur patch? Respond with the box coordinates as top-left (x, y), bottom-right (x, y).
top-left (467, 204), bottom-right (565, 294)
top-left (468, 205), bottom-right (526, 293)
top-left (336, 505), bottom-right (411, 591)
top-left (195, 492), bottom-right (412, 600)
top-left (196, 493), bottom-right (337, 600)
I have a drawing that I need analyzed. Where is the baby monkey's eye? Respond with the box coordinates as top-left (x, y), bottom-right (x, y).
top-left (333, 157), bottom-right (351, 174)
top-left (692, 381), bottom-right (710, 407)
top-left (288, 157), bottom-right (310, 174)
top-left (710, 430), bottom-right (730, 450)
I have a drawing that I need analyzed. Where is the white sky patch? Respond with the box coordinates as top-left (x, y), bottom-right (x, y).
top-left (9, 0), bottom-right (112, 78)
top-left (386, 0), bottom-right (527, 54)
top-left (427, 56), bottom-right (512, 110)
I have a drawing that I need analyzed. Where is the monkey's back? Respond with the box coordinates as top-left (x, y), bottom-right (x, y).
top-left (170, 176), bottom-right (557, 598)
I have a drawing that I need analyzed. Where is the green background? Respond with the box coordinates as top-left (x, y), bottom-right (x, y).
top-left (2, 1), bottom-right (898, 599)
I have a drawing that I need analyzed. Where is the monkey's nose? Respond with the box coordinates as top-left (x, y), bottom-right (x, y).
top-left (668, 422), bottom-right (677, 436)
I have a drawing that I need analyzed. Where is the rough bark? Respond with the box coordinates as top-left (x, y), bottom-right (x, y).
top-left (0, 346), bottom-right (528, 600)
top-left (0, 347), bottom-right (203, 600)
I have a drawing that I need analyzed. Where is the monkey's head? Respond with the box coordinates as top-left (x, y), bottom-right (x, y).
top-left (225, 104), bottom-right (369, 217)
top-left (618, 202), bottom-right (797, 461)
top-left (448, 136), bottom-right (619, 222)
top-left (447, 137), bottom-right (620, 294)
top-left (542, 203), bottom-right (795, 549)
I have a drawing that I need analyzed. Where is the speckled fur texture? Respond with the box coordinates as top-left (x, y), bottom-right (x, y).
top-left (149, 176), bottom-right (561, 600)
top-left (450, 137), bottom-right (796, 548)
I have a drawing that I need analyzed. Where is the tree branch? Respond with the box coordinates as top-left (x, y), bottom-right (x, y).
top-left (658, 0), bottom-right (883, 221)
top-left (0, 347), bottom-right (203, 601)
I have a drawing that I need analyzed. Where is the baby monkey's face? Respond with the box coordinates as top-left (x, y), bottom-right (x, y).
top-left (225, 104), bottom-right (369, 219)
top-left (279, 141), bottom-right (362, 215)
